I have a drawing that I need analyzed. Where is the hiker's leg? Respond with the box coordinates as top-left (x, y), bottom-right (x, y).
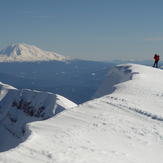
top-left (153, 62), bottom-right (156, 67)
top-left (156, 61), bottom-right (158, 68)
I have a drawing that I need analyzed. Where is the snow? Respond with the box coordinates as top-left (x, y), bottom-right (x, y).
top-left (0, 82), bottom-right (16, 101)
top-left (0, 43), bottom-right (67, 62)
top-left (0, 84), bottom-right (77, 152)
top-left (95, 64), bottom-right (163, 120)
top-left (0, 64), bottom-right (163, 163)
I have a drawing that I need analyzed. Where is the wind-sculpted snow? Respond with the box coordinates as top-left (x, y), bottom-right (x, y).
top-left (1, 93), bottom-right (163, 163)
top-left (94, 65), bottom-right (134, 97)
top-left (95, 64), bottom-right (163, 120)
top-left (0, 82), bottom-right (16, 101)
top-left (103, 95), bottom-right (163, 121)
top-left (0, 83), bottom-right (77, 152)
top-left (1, 64), bottom-right (163, 163)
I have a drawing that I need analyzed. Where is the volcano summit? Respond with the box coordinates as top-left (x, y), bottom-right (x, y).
top-left (0, 43), bottom-right (67, 62)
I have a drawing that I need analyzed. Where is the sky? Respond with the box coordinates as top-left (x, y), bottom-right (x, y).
top-left (0, 0), bottom-right (163, 61)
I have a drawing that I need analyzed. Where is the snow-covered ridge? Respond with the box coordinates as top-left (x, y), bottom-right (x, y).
top-left (0, 82), bottom-right (77, 151)
top-left (1, 64), bottom-right (163, 163)
top-left (0, 43), bottom-right (67, 62)
top-left (95, 64), bottom-right (163, 120)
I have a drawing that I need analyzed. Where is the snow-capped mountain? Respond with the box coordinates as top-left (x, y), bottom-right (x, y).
top-left (0, 43), bottom-right (67, 62)
top-left (1, 64), bottom-right (163, 163)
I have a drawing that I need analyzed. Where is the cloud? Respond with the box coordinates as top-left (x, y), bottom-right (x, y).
top-left (144, 37), bottom-right (163, 41)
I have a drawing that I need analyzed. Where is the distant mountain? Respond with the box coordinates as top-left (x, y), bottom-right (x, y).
top-left (0, 43), bottom-right (67, 62)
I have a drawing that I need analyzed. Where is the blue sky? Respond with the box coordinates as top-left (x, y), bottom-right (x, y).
top-left (1, 0), bottom-right (163, 61)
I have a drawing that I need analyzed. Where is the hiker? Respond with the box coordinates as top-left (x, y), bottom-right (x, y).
top-left (153, 54), bottom-right (160, 68)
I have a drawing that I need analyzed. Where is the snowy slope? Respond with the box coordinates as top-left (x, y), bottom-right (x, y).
top-left (95, 64), bottom-right (163, 120)
top-left (0, 64), bottom-right (163, 163)
top-left (0, 83), bottom-right (77, 152)
top-left (0, 43), bottom-right (67, 62)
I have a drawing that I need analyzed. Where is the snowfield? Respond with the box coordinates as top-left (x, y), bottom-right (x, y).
top-left (0, 83), bottom-right (77, 152)
top-left (0, 64), bottom-right (163, 163)
top-left (95, 64), bottom-right (163, 120)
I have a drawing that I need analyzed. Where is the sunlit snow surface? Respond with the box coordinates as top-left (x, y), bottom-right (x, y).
top-left (1, 64), bottom-right (163, 163)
